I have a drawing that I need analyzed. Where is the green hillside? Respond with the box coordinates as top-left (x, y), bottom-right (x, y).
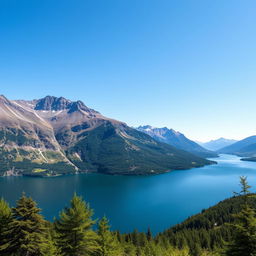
top-left (156, 193), bottom-right (256, 255)
top-left (67, 122), bottom-right (214, 175)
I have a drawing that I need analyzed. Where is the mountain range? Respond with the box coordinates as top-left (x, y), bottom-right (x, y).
top-left (0, 95), bottom-right (214, 176)
top-left (198, 138), bottom-right (237, 151)
top-left (136, 125), bottom-right (217, 158)
top-left (218, 135), bottom-right (256, 160)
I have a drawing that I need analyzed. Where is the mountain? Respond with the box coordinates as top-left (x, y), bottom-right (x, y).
top-left (218, 135), bottom-right (256, 158)
top-left (136, 125), bottom-right (217, 158)
top-left (199, 138), bottom-right (237, 151)
top-left (0, 95), bottom-right (214, 176)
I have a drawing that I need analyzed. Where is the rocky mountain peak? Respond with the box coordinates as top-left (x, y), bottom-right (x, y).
top-left (68, 100), bottom-right (86, 113)
top-left (35, 96), bottom-right (71, 111)
top-left (34, 96), bottom-right (99, 115)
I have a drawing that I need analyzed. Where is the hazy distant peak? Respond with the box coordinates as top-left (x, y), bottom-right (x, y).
top-left (210, 137), bottom-right (231, 142)
top-left (217, 135), bottom-right (256, 157)
top-left (200, 138), bottom-right (237, 151)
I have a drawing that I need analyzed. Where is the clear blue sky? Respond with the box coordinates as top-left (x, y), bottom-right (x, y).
top-left (0, 0), bottom-right (255, 142)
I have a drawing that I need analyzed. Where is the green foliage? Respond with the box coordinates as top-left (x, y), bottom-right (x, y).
top-left (0, 128), bottom-right (36, 147)
top-left (226, 177), bottom-right (256, 256)
top-left (156, 193), bottom-right (256, 255)
top-left (226, 204), bottom-right (256, 256)
top-left (96, 216), bottom-right (123, 256)
top-left (234, 176), bottom-right (251, 197)
top-left (54, 194), bottom-right (99, 256)
top-left (0, 198), bottom-right (12, 255)
top-left (0, 193), bottom-right (56, 256)
top-left (0, 147), bottom-right (77, 176)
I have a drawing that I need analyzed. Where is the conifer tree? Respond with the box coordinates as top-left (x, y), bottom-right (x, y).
top-left (55, 193), bottom-right (99, 256)
top-left (147, 227), bottom-right (152, 241)
top-left (226, 204), bottom-right (256, 256)
top-left (96, 216), bottom-right (122, 256)
top-left (0, 198), bottom-right (12, 255)
top-left (2, 193), bottom-right (56, 256)
top-left (234, 176), bottom-right (251, 200)
top-left (226, 177), bottom-right (256, 256)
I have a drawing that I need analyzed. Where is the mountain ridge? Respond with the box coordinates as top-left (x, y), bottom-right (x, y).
top-left (136, 125), bottom-right (218, 158)
top-left (198, 137), bottom-right (237, 151)
top-left (0, 95), bottom-right (214, 176)
top-left (218, 135), bottom-right (256, 162)
top-left (218, 135), bottom-right (256, 158)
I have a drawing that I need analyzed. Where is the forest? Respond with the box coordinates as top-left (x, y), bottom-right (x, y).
top-left (0, 177), bottom-right (255, 256)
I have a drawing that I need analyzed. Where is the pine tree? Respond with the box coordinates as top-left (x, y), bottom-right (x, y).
top-left (234, 176), bottom-right (251, 200)
top-left (147, 227), bottom-right (152, 241)
top-left (96, 216), bottom-right (122, 256)
top-left (226, 204), bottom-right (256, 256)
top-left (240, 176), bottom-right (251, 195)
top-left (0, 198), bottom-right (12, 255)
top-left (54, 193), bottom-right (99, 256)
top-left (2, 193), bottom-right (56, 256)
top-left (226, 177), bottom-right (256, 256)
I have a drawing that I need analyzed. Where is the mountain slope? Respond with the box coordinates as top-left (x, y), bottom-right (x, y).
top-left (136, 125), bottom-right (217, 158)
top-left (67, 122), bottom-right (212, 175)
top-left (159, 194), bottom-right (256, 253)
top-left (218, 135), bottom-right (256, 157)
top-left (0, 95), bottom-right (214, 176)
top-left (199, 137), bottom-right (237, 151)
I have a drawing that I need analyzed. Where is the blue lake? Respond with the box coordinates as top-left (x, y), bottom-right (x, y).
top-left (1, 154), bottom-right (256, 234)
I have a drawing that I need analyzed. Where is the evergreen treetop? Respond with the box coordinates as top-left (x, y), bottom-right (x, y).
top-left (55, 193), bottom-right (99, 256)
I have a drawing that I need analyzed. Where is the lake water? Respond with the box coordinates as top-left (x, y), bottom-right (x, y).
top-left (1, 154), bottom-right (256, 234)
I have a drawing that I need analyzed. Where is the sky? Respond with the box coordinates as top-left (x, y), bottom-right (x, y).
top-left (0, 0), bottom-right (256, 142)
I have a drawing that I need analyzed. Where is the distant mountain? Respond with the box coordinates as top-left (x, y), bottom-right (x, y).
top-left (199, 138), bottom-right (237, 151)
top-left (0, 95), bottom-right (214, 176)
top-left (136, 125), bottom-right (217, 158)
top-left (218, 135), bottom-right (256, 158)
